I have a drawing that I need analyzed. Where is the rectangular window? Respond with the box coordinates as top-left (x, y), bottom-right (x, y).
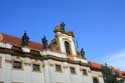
top-left (55, 64), bottom-right (62, 72)
top-left (82, 69), bottom-right (87, 75)
top-left (13, 61), bottom-right (22, 69)
top-left (33, 64), bottom-right (40, 71)
top-left (70, 67), bottom-right (76, 74)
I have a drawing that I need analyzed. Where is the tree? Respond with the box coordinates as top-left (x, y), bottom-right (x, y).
top-left (101, 63), bottom-right (118, 83)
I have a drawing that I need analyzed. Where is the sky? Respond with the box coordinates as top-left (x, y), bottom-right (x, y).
top-left (0, 0), bottom-right (125, 70)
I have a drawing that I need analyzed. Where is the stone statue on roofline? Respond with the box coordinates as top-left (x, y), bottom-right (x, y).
top-left (42, 36), bottom-right (48, 49)
top-left (21, 32), bottom-right (29, 46)
top-left (54, 22), bottom-right (65, 33)
top-left (80, 48), bottom-right (86, 59)
top-left (60, 22), bottom-right (65, 28)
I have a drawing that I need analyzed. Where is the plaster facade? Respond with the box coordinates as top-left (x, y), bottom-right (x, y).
top-left (0, 23), bottom-right (124, 83)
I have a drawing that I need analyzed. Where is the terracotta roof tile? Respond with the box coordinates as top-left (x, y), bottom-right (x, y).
top-left (88, 61), bottom-right (102, 70)
top-left (0, 33), bottom-right (43, 50)
top-left (89, 61), bottom-right (125, 78)
top-left (115, 69), bottom-right (125, 77)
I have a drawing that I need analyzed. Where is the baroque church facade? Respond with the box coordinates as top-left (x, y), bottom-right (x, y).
top-left (0, 23), bottom-right (124, 83)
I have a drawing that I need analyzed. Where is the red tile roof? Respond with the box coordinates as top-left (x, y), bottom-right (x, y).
top-left (0, 33), bottom-right (43, 50)
top-left (88, 61), bottom-right (102, 70)
top-left (115, 69), bottom-right (125, 77)
top-left (89, 61), bottom-right (125, 78)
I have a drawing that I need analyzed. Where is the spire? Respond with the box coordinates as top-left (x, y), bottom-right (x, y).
top-left (42, 36), bottom-right (48, 49)
top-left (21, 32), bottom-right (30, 46)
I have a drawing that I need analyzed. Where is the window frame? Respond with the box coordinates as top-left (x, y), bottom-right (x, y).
top-left (13, 61), bottom-right (22, 69)
top-left (70, 67), bottom-right (76, 74)
top-left (55, 64), bottom-right (62, 72)
top-left (32, 64), bottom-right (40, 72)
top-left (82, 69), bottom-right (88, 75)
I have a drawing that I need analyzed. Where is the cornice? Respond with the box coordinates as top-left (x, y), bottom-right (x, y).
top-left (0, 47), bottom-right (89, 67)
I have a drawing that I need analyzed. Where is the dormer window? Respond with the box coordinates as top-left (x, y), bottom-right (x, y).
top-left (64, 41), bottom-right (71, 55)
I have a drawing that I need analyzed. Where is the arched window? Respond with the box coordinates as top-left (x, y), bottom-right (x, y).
top-left (93, 77), bottom-right (99, 83)
top-left (64, 41), bottom-right (71, 55)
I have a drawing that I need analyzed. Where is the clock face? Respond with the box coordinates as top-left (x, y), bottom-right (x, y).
top-left (0, 34), bottom-right (3, 41)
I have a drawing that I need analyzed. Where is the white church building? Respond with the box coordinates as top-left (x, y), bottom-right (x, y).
top-left (0, 23), bottom-right (124, 83)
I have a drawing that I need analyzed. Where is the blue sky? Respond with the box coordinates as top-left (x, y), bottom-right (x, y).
top-left (0, 0), bottom-right (125, 70)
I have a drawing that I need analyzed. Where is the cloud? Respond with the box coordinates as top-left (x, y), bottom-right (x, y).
top-left (104, 51), bottom-right (125, 71)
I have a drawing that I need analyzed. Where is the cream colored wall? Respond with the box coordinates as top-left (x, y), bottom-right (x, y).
top-left (0, 53), bottom-right (105, 83)
top-left (91, 70), bottom-right (104, 83)
top-left (0, 53), bottom-right (44, 83)
top-left (0, 54), bottom-right (4, 82)
top-left (43, 60), bottom-right (93, 83)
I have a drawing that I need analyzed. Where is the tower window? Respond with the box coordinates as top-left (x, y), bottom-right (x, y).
top-left (64, 41), bottom-right (71, 55)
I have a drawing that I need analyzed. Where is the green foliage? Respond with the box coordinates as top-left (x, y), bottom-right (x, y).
top-left (101, 63), bottom-right (118, 83)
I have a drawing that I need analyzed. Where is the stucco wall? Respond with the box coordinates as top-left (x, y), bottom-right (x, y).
top-left (0, 53), bottom-right (105, 83)
top-left (43, 60), bottom-right (93, 83)
top-left (0, 53), bottom-right (44, 83)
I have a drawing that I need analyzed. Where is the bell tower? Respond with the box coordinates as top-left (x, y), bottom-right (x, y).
top-left (54, 22), bottom-right (77, 57)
